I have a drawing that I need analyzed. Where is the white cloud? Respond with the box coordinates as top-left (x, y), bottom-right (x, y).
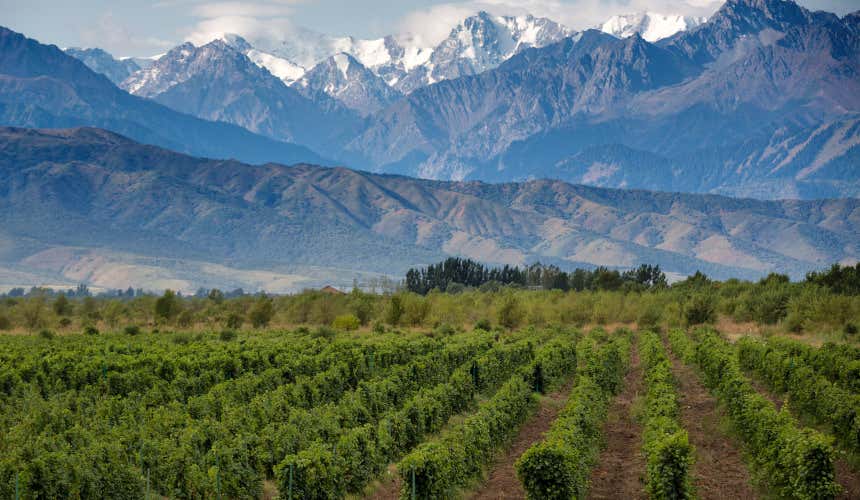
top-left (181, 1), bottom-right (305, 45)
top-left (79, 12), bottom-right (174, 56)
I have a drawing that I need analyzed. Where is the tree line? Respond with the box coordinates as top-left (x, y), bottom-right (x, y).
top-left (405, 258), bottom-right (667, 295)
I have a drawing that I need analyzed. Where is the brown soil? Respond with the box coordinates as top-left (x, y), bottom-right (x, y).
top-left (469, 379), bottom-right (576, 500)
top-left (363, 464), bottom-right (401, 500)
top-left (667, 350), bottom-right (758, 500)
top-left (586, 346), bottom-right (646, 500)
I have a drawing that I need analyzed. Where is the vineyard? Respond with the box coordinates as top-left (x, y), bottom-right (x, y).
top-left (0, 325), bottom-right (858, 499)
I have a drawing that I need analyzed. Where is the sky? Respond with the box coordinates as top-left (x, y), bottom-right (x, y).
top-left (1, 0), bottom-right (857, 57)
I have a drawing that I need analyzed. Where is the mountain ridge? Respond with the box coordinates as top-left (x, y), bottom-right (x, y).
top-left (1, 126), bottom-right (856, 292)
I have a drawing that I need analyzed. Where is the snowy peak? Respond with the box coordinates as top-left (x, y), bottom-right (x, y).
top-left (121, 41), bottom-right (198, 96)
top-left (396, 11), bottom-right (575, 92)
top-left (64, 47), bottom-right (141, 84)
top-left (296, 52), bottom-right (401, 115)
top-left (600, 12), bottom-right (707, 42)
top-left (200, 12), bottom-right (573, 94)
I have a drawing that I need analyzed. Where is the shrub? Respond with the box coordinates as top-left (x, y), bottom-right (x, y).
top-left (474, 318), bottom-right (492, 331)
top-left (124, 325), bottom-right (141, 336)
top-left (313, 325), bottom-right (336, 339)
top-left (38, 329), bottom-right (55, 340)
top-left (172, 332), bottom-right (192, 345)
top-left (498, 294), bottom-right (523, 329)
top-left (83, 325), bottom-right (99, 336)
top-left (637, 305), bottom-right (662, 332)
top-left (434, 323), bottom-right (456, 336)
top-left (58, 317), bottom-right (72, 328)
top-left (683, 293), bottom-right (716, 326)
top-left (176, 310), bottom-right (194, 328)
top-left (844, 322), bottom-right (858, 336)
top-left (0, 314), bottom-right (9, 330)
top-left (372, 321), bottom-right (386, 334)
top-left (332, 314), bottom-right (361, 331)
top-left (225, 313), bottom-right (244, 329)
top-left (219, 329), bottom-right (237, 341)
top-left (249, 296), bottom-right (274, 328)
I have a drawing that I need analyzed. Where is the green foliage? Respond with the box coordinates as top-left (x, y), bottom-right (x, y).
top-left (219, 329), bottom-right (237, 341)
top-left (38, 328), bottom-right (55, 340)
top-left (638, 331), bottom-right (694, 499)
top-left (515, 331), bottom-right (631, 500)
top-left (498, 294), bottom-right (523, 329)
top-left (398, 333), bottom-right (578, 499)
top-left (124, 325), bottom-right (141, 335)
top-left (683, 329), bottom-right (839, 499)
top-left (83, 325), bottom-right (99, 336)
top-left (683, 293), bottom-right (716, 326)
top-left (332, 314), bottom-right (361, 331)
top-left (248, 295), bottom-right (274, 328)
top-left (474, 318), bottom-right (492, 331)
top-left (53, 293), bottom-right (71, 316)
top-left (225, 312), bottom-right (244, 329)
top-left (737, 336), bottom-right (860, 453)
top-left (154, 290), bottom-right (181, 322)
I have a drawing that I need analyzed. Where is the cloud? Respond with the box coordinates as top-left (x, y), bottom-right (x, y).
top-left (181, 1), bottom-right (305, 45)
top-left (79, 12), bottom-right (174, 56)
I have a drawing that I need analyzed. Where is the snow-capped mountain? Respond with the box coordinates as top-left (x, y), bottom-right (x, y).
top-left (600, 12), bottom-right (707, 42)
top-left (395, 11), bottom-right (576, 93)
top-left (218, 11), bottom-right (573, 94)
top-left (295, 53), bottom-right (401, 115)
top-left (64, 47), bottom-right (141, 84)
top-left (119, 38), bottom-right (360, 150)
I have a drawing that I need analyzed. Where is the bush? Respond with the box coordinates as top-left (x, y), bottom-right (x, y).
top-left (58, 317), bottom-right (72, 328)
top-left (225, 312), bottom-right (244, 329)
top-left (0, 314), bottom-right (9, 330)
top-left (637, 305), bottom-right (662, 332)
top-left (249, 296), bottom-right (275, 328)
top-left (516, 334), bottom-right (631, 499)
top-left (474, 318), bottom-right (492, 331)
top-left (171, 332), bottom-right (192, 345)
top-left (690, 330), bottom-right (839, 498)
top-left (498, 294), bottom-right (523, 329)
top-left (124, 325), bottom-right (141, 336)
top-left (844, 322), bottom-right (858, 336)
top-left (38, 329), bottom-right (55, 340)
top-left (313, 325), bottom-right (336, 339)
top-left (219, 329), bottom-right (237, 341)
top-left (332, 314), bottom-right (361, 331)
top-left (83, 325), bottom-right (99, 336)
top-left (434, 323), bottom-right (456, 336)
top-left (176, 310), bottom-right (194, 328)
top-left (371, 321), bottom-right (386, 334)
top-left (683, 294), bottom-right (716, 326)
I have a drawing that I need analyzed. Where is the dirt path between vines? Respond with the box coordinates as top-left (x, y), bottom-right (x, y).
top-left (586, 346), bottom-right (646, 500)
top-left (469, 378), bottom-right (576, 500)
top-left (747, 375), bottom-right (860, 500)
top-left (667, 350), bottom-right (758, 499)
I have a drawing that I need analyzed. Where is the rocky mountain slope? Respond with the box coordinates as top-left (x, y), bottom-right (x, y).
top-left (63, 47), bottom-right (140, 84)
top-left (120, 38), bottom-right (361, 150)
top-left (344, 0), bottom-right (860, 199)
top-left (0, 27), bottom-right (325, 166)
top-left (1, 127), bottom-right (856, 292)
top-left (294, 53), bottom-right (401, 115)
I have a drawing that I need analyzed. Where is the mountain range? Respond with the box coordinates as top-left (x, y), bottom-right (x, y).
top-left (51, 0), bottom-right (860, 201)
top-left (1, 127), bottom-right (856, 292)
top-left (0, 0), bottom-right (858, 290)
top-left (0, 27), bottom-right (325, 166)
